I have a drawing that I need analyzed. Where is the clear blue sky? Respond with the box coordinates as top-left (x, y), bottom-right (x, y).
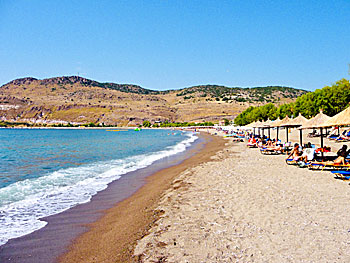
top-left (0, 0), bottom-right (349, 91)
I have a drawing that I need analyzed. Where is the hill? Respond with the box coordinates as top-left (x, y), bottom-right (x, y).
top-left (0, 76), bottom-right (308, 126)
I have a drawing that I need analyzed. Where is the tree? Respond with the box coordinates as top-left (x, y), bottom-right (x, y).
top-left (142, 120), bottom-right (151, 127)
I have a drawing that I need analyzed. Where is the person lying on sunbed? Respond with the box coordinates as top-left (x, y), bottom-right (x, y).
top-left (286, 143), bottom-right (302, 161)
top-left (311, 145), bottom-right (350, 165)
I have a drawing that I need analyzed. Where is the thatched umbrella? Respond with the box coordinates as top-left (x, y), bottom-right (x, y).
top-left (300, 110), bottom-right (331, 129)
top-left (300, 110), bottom-right (331, 158)
top-left (316, 107), bottom-right (350, 158)
top-left (263, 119), bottom-right (274, 138)
top-left (317, 106), bottom-right (350, 127)
top-left (246, 121), bottom-right (258, 135)
top-left (253, 120), bottom-right (264, 136)
top-left (274, 116), bottom-right (291, 142)
top-left (270, 118), bottom-right (282, 140)
top-left (285, 113), bottom-right (309, 145)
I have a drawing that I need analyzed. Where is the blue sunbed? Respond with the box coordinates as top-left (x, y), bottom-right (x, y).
top-left (331, 170), bottom-right (350, 180)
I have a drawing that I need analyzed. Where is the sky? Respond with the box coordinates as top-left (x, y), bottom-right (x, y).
top-left (0, 0), bottom-right (349, 91)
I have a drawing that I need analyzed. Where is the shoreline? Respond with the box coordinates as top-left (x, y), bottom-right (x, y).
top-left (0, 131), bottom-right (211, 262)
top-left (59, 132), bottom-right (226, 263)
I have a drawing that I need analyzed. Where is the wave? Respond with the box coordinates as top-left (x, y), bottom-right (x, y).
top-left (0, 132), bottom-right (198, 246)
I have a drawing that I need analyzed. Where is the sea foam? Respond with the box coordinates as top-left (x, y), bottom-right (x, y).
top-left (0, 132), bottom-right (198, 246)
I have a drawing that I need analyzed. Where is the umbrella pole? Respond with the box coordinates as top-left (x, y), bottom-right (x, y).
top-left (262, 128), bottom-right (265, 137)
top-left (277, 127), bottom-right (279, 141)
top-left (268, 127), bottom-right (271, 139)
top-left (286, 127), bottom-right (289, 142)
top-left (320, 127), bottom-right (324, 159)
top-left (338, 126), bottom-right (340, 136)
top-left (299, 129), bottom-right (303, 146)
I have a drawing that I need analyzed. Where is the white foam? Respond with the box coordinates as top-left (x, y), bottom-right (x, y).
top-left (0, 132), bottom-right (198, 246)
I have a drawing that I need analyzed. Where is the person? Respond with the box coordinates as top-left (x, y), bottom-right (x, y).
top-left (312, 145), bottom-right (350, 166)
top-left (286, 143), bottom-right (302, 161)
top-left (300, 142), bottom-right (315, 163)
top-left (247, 136), bottom-right (257, 147)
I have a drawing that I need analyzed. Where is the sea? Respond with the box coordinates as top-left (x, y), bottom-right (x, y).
top-left (0, 128), bottom-right (198, 246)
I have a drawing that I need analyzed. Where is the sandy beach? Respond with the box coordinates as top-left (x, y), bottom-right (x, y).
top-left (59, 132), bottom-right (226, 263)
top-left (134, 128), bottom-right (350, 262)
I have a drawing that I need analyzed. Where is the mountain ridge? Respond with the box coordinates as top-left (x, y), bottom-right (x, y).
top-left (0, 76), bottom-right (308, 126)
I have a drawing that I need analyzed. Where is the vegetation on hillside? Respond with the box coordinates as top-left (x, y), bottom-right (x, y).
top-left (175, 85), bottom-right (307, 103)
top-left (234, 79), bottom-right (350, 126)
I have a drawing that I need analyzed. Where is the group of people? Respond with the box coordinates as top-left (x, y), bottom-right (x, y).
top-left (286, 142), bottom-right (315, 164)
top-left (247, 132), bottom-right (350, 167)
top-left (287, 143), bottom-right (350, 165)
top-left (247, 135), bottom-right (291, 153)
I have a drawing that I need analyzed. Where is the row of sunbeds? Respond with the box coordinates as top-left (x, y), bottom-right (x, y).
top-left (246, 138), bottom-right (350, 181)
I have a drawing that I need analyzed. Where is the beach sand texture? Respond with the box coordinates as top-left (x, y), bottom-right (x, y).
top-left (59, 133), bottom-right (226, 263)
top-left (135, 135), bottom-right (350, 262)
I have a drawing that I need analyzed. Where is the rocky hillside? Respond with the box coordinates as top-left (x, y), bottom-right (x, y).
top-left (0, 76), bottom-right (308, 126)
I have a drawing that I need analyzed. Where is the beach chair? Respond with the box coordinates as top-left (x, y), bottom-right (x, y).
top-left (331, 170), bottom-right (350, 180)
top-left (260, 147), bottom-right (282, 155)
top-left (335, 136), bottom-right (350, 143)
top-left (328, 134), bottom-right (339, 140)
top-left (285, 158), bottom-right (311, 167)
top-left (307, 162), bottom-right (350, 171)
top-left (285, 158), bottom-right (298, 165)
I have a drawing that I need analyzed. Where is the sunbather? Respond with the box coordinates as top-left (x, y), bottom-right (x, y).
top-left (286, 143), bottom-right (302, 161)
top-left (311, 145), bottom-right (350, 165)
top-left (300, 142), bottom-right (315, 163)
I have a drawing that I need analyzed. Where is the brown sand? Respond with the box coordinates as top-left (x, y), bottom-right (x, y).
top-left (134, 131), bottom-right (350, 262)
top-left (59, 132), bottom-right (226, 263)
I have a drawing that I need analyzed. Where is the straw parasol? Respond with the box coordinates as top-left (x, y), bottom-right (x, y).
top-left (245, 121), bottom-right (257, 127)
top-left (262, 119), bottom-right (274, 138)
top-left (317, 106), bottom-right (350, 127)
top-left (263, 119), bottom-right (273, 127)
top-left (286, 113), bottom-right (309, 127)
top-left (300, 110), bottom-right (331, 129)
top-left (253, 120), bottom-right (264, 128)
top-left (272, 116), bottom-right (291, 127)
top-left (273, 116), bottom-right (292, 142)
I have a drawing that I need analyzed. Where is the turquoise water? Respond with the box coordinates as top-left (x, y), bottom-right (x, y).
top-left (0, 128), bottom-right (197, 246)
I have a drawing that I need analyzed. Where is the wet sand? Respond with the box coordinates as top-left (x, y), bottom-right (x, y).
top-left (0, 132), bottom-right (224, 262)
top-left (58, 132), bottom-right (225, 263)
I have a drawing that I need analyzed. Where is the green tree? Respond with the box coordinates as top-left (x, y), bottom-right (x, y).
top-left (142, 120), bottom-right (151, 127)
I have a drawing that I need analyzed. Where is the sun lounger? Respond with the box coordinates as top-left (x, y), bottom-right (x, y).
top-left (307, 163), bottom-right (350, 171)
top-left (285, 158), bottom-right (311, 167)
top-left (260, 147), bottom-right (282, 155)
top-left (335, 136), bottom-right (350, 142)
top-left (328, 134), bottom-right (339, 140)
top-left (285, 158), bottom-right (298, 165)
top-left (331, 170), bottom-right (350, 180)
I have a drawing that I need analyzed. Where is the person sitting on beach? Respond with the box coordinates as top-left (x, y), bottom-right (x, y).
top-left (286, 143), bottom-right (302, 161)
top-left (300, 142), bottom-right (315, 163)
top-left (336, 145), bottom-right (350, 160)
top-left (266, 139), bottom-right (273, 146)
top-left (248, 137), bottom-right (257, 146)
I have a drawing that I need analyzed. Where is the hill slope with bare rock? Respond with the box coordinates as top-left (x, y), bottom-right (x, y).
top-left (0, 76), bottom-right (308, 126)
